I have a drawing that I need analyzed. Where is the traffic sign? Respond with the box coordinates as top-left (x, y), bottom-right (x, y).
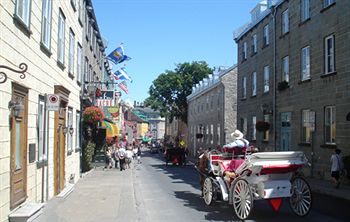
top-left (46, 94), bottom-right (60, 111)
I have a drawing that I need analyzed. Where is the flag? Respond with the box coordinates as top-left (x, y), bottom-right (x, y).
top-left (118, 80), bottom-right (128, 94)
top-left (114, 67), bottom-right (133, 83)
top-left (107, 45), bottom-right (131, 64)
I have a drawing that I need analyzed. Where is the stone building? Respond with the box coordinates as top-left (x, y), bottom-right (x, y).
top-left (187, 66), bottom-right (238, 157)
top-left (0, 0), bottom-right (109, 221)
top-left (234, 0), bottom-right (350, 178)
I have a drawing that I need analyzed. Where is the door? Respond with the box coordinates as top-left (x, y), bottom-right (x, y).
top-left (280, 112), bottom-right (291, 151)
top-left (10, 84), bottom-right (28, 209)
top-left (54, 107), bottom-right (66, 195)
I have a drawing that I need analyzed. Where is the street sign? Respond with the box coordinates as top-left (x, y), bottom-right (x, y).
top-left (46, 94), bottom-right (60, 111)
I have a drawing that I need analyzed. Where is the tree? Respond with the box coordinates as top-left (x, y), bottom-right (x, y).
top-left (145, 61), bottom-right (213, 123)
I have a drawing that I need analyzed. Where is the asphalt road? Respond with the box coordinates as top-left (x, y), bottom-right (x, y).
top-left (34, 149), bottom-right (349, 222)
top-left (138, 151), bottom-right (348, 222)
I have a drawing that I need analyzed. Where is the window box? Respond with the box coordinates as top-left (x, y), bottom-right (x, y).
top-left (321, 71), bottom-right (337, 78)
top-left (320, 144), bottom-right (337, 149)
top-left (256, 121), bottom-right (270, 132)
top-left (278, 80), bottom-right (289, 91)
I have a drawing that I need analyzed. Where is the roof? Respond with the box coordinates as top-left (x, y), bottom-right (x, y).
top-left (233, 0), bottom-right (285, 42)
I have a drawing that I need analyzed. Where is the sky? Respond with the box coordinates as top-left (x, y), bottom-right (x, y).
top-left (92, 0), bottom-right (261, 103)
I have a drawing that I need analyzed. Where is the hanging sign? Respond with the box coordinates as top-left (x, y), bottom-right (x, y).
top-left (95, 90), bottom-right (115, 107)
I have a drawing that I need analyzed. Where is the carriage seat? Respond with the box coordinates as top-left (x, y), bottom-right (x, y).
top-left (219, 159), bottom-right (245, 172)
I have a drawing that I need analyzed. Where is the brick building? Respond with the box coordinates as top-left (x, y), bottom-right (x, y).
top-left (234, 0), bottom-right (350, 178)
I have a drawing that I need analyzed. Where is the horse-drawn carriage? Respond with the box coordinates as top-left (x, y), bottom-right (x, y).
top-left (164, 147), bottom-right (186, 166)
top-left (196, 145), bottom-right (312, 220)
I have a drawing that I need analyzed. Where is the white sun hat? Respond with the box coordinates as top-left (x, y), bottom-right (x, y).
top-left (231, 130), bottom-right (244, 140)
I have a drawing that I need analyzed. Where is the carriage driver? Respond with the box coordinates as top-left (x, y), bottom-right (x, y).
top-left (221, 130), bottom-right (249, 180)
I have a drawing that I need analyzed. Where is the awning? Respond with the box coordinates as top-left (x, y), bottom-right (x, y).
top-left (102, 120), bottom-right (119, 137)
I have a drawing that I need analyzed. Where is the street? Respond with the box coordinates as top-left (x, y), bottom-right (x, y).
top-left (34, 150), bottom-right (349, 222)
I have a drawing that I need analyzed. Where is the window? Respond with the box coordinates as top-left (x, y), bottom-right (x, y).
top-left (67, 108), bottom-right (73, 153)
top-left (263, 114), bottom-right (270, 141)
top-left (252, 116), bottom-right (256, 140)
top-left (281, 9), bottom-right (289, 34)
top-left (71, 0), bottom-right (76, 11)
top-left (76, 111), bottom-right (80, 150)
top-left (243, 42), bottom-right (247, 60)
top-left (41, 0), bottom-right (52, 49)
top-left (302, 109), bottom-right (315, 143)
top-left (15, 0), bottom-right (31, 27)
top-left (68, 29), bottom-right (75, 75)
top-left (301, 0), bottom-right (310, 21)
top-left (252, 72), bottom-right (257, 96)
top-left (263, 66), bottom-right (269, 92)
top-left (217, 124), bottom-right (220, 145)
top-left (325, 106), bottom-right (336, 144)
top-left (263, 25), bottom-right (269, 46)
top-left (57, 10), bottom-right (65, 64)
top-left (84, 57), bottom-right (89, 83)
top-left (252, 34), bottom-right (257, 54)
top-left (301, 46), bottom-right (310, 80)
top-left (325, 35), bottom-right (335, 74)
top-left (282, 56), bottom-right (289, 82)
top-left (323, 0), bottom-right (335, 8)
top-left (78, 0), bottom-right (83, 24)
top-left (242, 76), bottom-right (247, 98)
top-left (77, 43), bottom-right (82, 83)
top-left (240, 118), bottom-right (247, 138)
top-left (37, 96), bottom-right (47, 162)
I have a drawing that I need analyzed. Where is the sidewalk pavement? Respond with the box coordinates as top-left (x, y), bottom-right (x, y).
top-left (186, 157), bottom-right (350, 202)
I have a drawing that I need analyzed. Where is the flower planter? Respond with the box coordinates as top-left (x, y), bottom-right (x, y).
top-left (256, 121), bottom-right (270, 132)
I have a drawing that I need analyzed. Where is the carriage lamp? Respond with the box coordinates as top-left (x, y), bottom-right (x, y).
top-left (8, 99), bottom-right (24, 118)
top-left (69, 126), bottom-right (74, 135)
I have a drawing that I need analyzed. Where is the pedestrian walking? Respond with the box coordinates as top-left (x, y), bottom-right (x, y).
top-left (330, 149), bottom-right (344, 188)
top-left (137, 146), bottom-right (142, 164)
top-left (104, 147), bottom-right (112, 169)
top-left (126, 148), bottom-right (133, 169)
top-left (118, 146), bottom-right (126, 171)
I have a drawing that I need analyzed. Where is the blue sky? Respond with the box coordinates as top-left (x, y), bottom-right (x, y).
top-left (93, 0), bottom-right (260, 103)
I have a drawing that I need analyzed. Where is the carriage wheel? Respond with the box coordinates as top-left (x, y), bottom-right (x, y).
top-left (289, 177), bottom-right (312, 217)
top-left (232, 178), bottom-right (253, 220)
top-left (203, 177), bottom-right (214, 205)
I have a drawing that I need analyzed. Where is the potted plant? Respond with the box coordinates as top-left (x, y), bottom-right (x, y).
top-left (83, 106), bottom-right (105, 124)
top-left (278, 80), bottom-right (289, 91)
top-left (256, 121), bottom-right (270, 132)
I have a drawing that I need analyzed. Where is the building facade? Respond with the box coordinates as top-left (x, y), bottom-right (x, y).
top-left (234, 0), bottom-right (350, 178)
top-left (187, 66), bottom-right (238, 157)
top-left (0, 0), bottom-right (110, 221)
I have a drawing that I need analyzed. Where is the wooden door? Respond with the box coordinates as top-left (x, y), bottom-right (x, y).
top-left (10, 84), bottom-right (28, 209)
top-left (54, 107), bottom-right (66, 195)
top-left (280, 112), bottom-right (291, 151)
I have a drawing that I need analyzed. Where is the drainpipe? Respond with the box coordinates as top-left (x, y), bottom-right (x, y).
top-left (271, 6), bottom-right (277, 151)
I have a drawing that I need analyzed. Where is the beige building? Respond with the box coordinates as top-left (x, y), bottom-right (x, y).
top-left (187, 66), bottom-right (238, 157)
top-left (0, 0), bottom-right (106, 221)
top-left (234, 0), bottom-right (350, 178)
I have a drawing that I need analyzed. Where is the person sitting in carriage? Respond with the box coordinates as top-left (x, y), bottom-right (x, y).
top-left (221, 130), bottom-right (249, 179)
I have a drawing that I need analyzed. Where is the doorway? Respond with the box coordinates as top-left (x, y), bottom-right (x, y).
top-left (280, 112), bottom-right (291, 151)
top-left (10, 83), bottom-right (28, 209)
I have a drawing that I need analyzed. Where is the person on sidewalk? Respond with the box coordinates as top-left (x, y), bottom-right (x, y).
top-left (118, 146), bottom-right (126, 171)
top-left (137, 146), bottom-right (142, 164)
top-left (330, 149), bottom-right (344, 188)
top-left (126, 148), bottom-right (133, 169)
top-left (104, 147), bottom-right (112, 169)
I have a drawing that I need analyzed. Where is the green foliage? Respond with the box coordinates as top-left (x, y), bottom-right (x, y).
top-left (82, 140), bottom-right (96, 172)
top-left (145, 61), bottom-right (213, 123)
